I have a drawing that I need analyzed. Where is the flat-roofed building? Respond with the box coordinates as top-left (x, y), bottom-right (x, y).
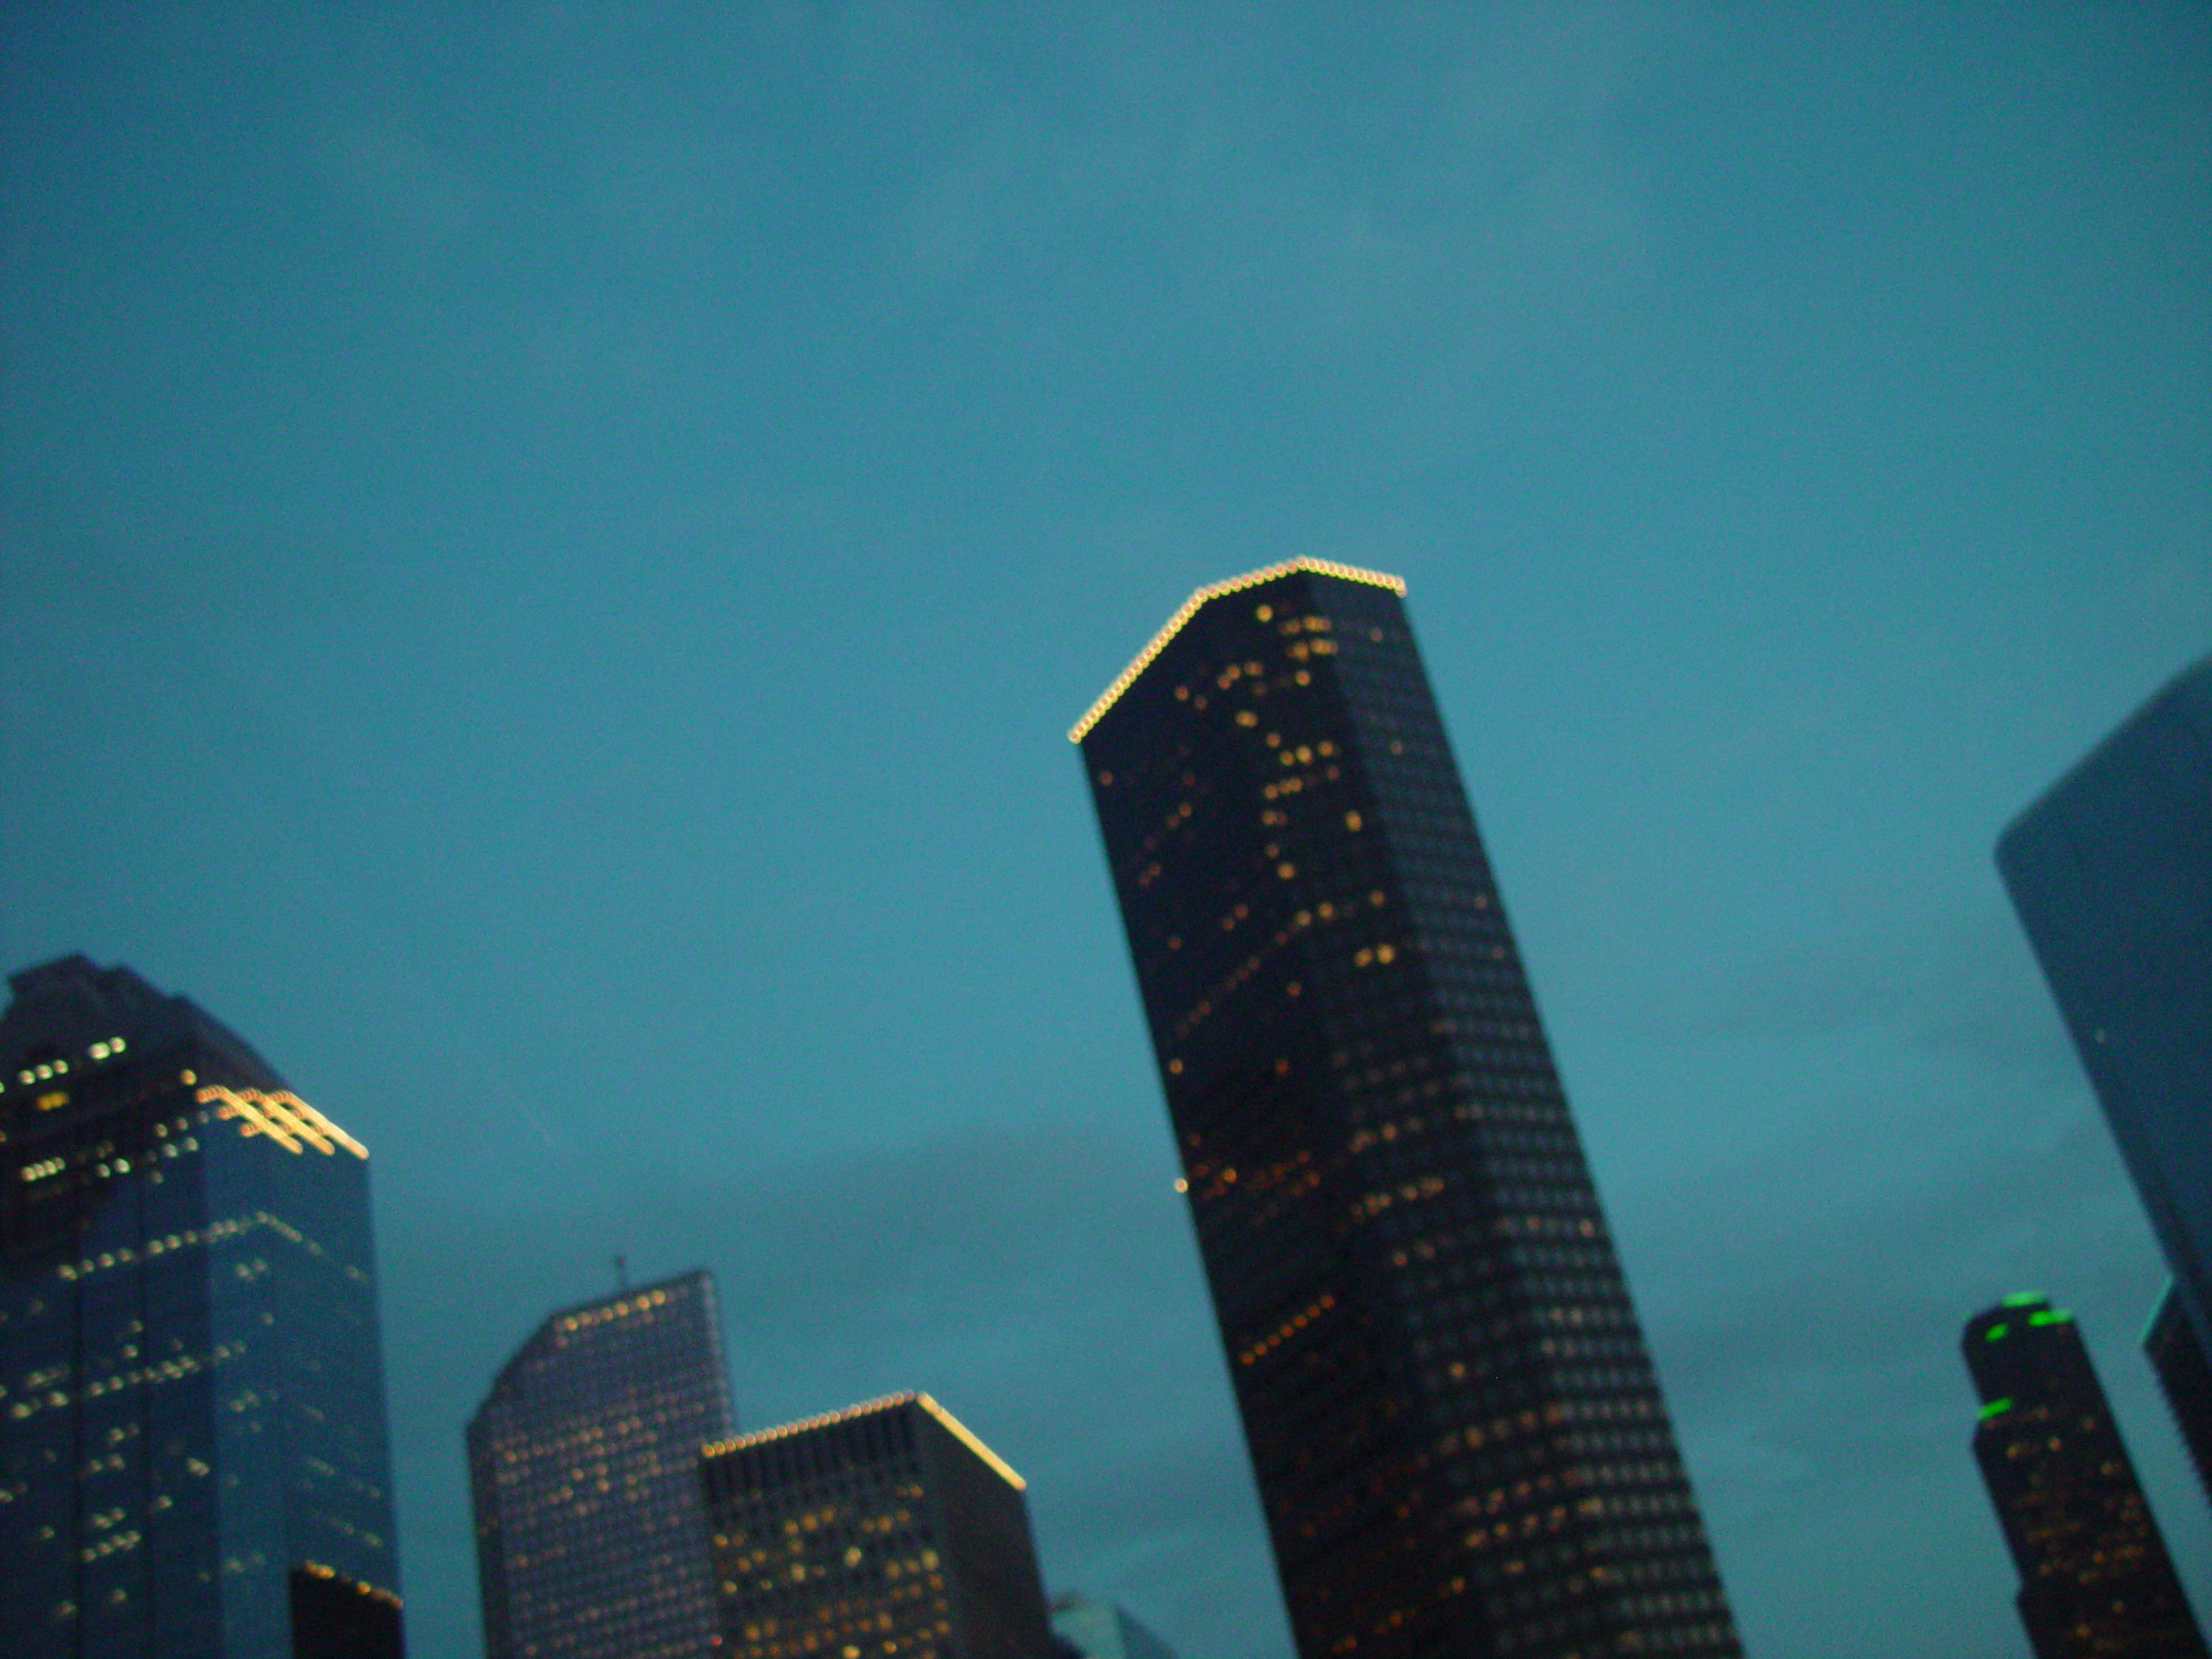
top-left (1963, 1294), bottom-right (2205, 1659)
top-left (701, 1392), bottom-right (1054, 1659)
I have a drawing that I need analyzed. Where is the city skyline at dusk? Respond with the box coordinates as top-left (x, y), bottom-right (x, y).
top-left (3, 8), bottom-right (2208, 1657)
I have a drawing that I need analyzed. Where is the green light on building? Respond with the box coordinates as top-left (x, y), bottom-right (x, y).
top-left (1979, 1397), bottom-right (2013, 1421)
top-left (2000, 1292), bottom-right (2045, 1309)
top-left (2028, 1309), bottom-right (2073, 1327)
top-left (1986, 1324), bottom-right (2010, 1341)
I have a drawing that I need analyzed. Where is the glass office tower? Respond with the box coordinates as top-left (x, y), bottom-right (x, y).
top-left (1997, 656), bottom-right (2212, 1414)
top-left (1073, 561), bottom-right (1738, 1659)
top-left (700, 1392), bottom-right (1055, 1659)
top-left (0, 955), bottom-right (403, 1659)
top-left (1049, 1592), bottom-right (1179, 1659)
top-left (1962, 1294), bottom-right (2204, 1659)
top-left (467, 1269), bottom-right (735, 1659)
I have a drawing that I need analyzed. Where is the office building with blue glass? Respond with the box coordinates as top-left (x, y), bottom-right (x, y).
top-left (1998, 655), bottom-right (2212, 1495)
top-left (0, 955), bottom-right (403, 1658)
top-left (1049, 1592), bottom-right (1178, 1659)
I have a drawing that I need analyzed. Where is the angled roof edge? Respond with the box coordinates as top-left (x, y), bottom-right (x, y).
top-left (914, 1390), bottom-right (1026, 1491)
top-left (701, 1391), bottom-right (919, 1459)
top-left (1067, 557), bottom-right (1407, 744)
top-left (697, 1389), bottom-right (1025, 1489)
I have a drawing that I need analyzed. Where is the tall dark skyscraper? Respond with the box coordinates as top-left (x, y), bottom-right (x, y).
top-left (0, 955), bottom-right (404, 1659)
top-left (699, 1392), bottom-right (1055, 1659)
top-left (468, 1268), bottom-right (736, 1659)
top-left (1073, 561), bottom-right (1738, 1659)
top-left (1998, 656), bottom-right (2212, 1449)
top-left (1961, 1294), bottom-right (2205, 1659)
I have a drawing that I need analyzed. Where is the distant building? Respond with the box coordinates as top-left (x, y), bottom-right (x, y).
top-left (700, 1392), bottom-right (1054, 1659)
top-left (1072, 561), bottom-right (1739, 1657)
top-left (1998, 656), bottom-right (2212, 1452)
top-left (0, 955), bottom-right (404, 1658)
top-left (2145, 1283), bottom-right (2212, 1508)
top-left (1961, 1294), bottom-right (2205, 1659)
top-left (1049, 1591), bottom-right (1178, 1659)
top-left (467, 1269), bottom-right (735, 1659)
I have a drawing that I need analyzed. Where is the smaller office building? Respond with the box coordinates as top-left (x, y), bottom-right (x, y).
top-left (701, 1393), bottom-right (1054, 1659)
top-left (1962, 1294), bottom-right (2204, 1659)
top-left (468, 1270), bottom-right (736, 1659)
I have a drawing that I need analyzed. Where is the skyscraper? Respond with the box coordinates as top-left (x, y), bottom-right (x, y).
top-left (1961, 1294), bottom-right (2205, 1659)
top-left (0, 954), bottom-right (404, 1659)
top-left (699, 1392), bottom-right (1055, 1659)
top-left (1997, 656), bottom-right (2212, 1418)
top-left (467, 1269), bottom-right (735, 1659)
top-left (1072, 560), bottom-right (1738, 1659)
top-left (1048, 1591), bottom-right (1179, 1659)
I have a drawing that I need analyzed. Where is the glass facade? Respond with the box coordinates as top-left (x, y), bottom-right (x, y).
top-left (1048, 1592), bottom-right (1178, 1659)
top-left (1997, 655), bottom-right (2212, 1415)
top-left (700, 1392), bottom-right (1054, 1659)
top-left (467, 1268), bottom-right (735, 1659)
top-left (1962, 1295), bottom-right (2205, 1658)
top-left (1076, 561), bottom-right (1739, 1659)
top-left (0, 955), bottom-right (403, 1659)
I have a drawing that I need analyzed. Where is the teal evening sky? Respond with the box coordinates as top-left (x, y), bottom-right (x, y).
top-left (3, 7), bottom-right (2208, 1656)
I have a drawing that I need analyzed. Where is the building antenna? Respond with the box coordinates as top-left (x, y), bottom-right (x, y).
top-left (613, 1253), bottom-right (627, 1293)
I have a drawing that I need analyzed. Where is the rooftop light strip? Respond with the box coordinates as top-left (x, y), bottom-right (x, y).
top-left (202, 1087), bottom-right (304, 1154)
top-left (916, 1392), bottom-right (1027, 1491)
top-left (1066, 557), bottom-right (1408, 743)
top-left (272, 1091), bottom-right (368, 1159)
top-left (194, 1085), bottom-right (367, 1160)
top-left (702, 1391), bottom-right (921, 1458)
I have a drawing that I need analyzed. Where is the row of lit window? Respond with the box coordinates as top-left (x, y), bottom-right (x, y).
top-left (1353, 1173), bottom-right (1447, 1220)
top-left (9, 1036), bottom-right (125, 1090)
top-left (7, 1342), bottom-right (241, 1418)
top-left (1259, 760), bottom-right (1342, 800)
top-left (53, 1211), bottom-right (275, 1283)
top-left (21, 1133), bottom-right (202, 1186)
top-left (1161, 905), bottom-right (1399, 1049)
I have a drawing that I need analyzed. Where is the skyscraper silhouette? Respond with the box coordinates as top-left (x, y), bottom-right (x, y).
top-left (468, 1269), bottom-right (735, 1659)
top-left (1999, 654), bottom-right (2212, 1477)
top-left (0, 955), bottom-right (404, 1658)
top-left (1962, 1294), bottom-right (2205, 1659)
top-left (1073, 561), bottom-right (1738, 1659)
